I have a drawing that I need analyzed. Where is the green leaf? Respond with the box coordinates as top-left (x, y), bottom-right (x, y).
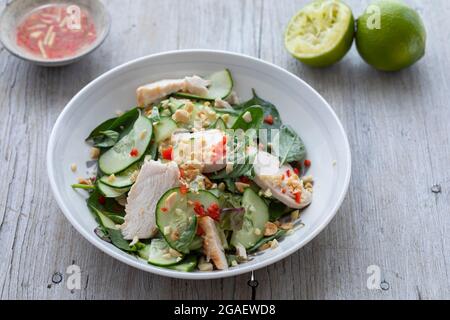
top-left (93, 130), bottom-right (119, 148)
top-left (87, 190), bottom-right (125, 217)
top-left (211, 131), bottom-right (256, 180)
top-left (273, 125), bottom-right (307, 165)
top-left (236, 89), bottom-right (282, 130)
top-left (231, 105), bottom-right (264, 131)
top-left (269, 201), bottom-right (290, 221)
top-left (107, 228), bottom-right (137, 252)
top-left (86, 108), bottom-right (140, 141)
top-left (248, 229), bottom-right (287, 253)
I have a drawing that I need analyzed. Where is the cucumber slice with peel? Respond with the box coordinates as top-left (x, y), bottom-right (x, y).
top-left (99, 115), bottom-right (153, 175)
top-left (230, 188), bottom-right (269, 249)
top-left (156, 188), bottom-right (197, 254)
top-left (99, 162), bottom-right (140, 188)
top-left (174, 69), bottom-right (233, 101)
top-left (153, 117), bottom-right (178, 143)
top-left (140, 239), bottom-right (183, 267)
top-left (167, 255), bottom-right (198, 272)
top-left (97, 181), bottom-right (130, 198)
top-left (156, 188), bottom-right (220, 253)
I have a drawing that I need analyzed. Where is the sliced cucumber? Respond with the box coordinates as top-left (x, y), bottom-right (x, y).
top-left (99, 162), bottom-right (140, 188)
top-left (142, 238), bottom-right (183, 267)
top-left (188, 236), bottom-right (203, 251)
top-left (213, 118), bottom-right (227, 130)
top-left (230, 188), bottom-right (269, 249)
top-left (153, 117), bottom-right (178, 143)
top-left (99, 115), bottom-right (153, 175)
top-left (156, 188), bottom-right (220, 253)
top-left (174, 69), bottom-right (233, 101)
top-left (89, 206), bottom-right (118, 229)
top-left (215, 112), bottom-right (238, 128)
top-left (168, 97), bottom-right (186, 113)
top-left (188, 190), bottom-right (220, 209)
top-left (156, 188), bottom-right (197, 254)
top-left (138, 243), bottom-right (151, 260)
top-left (97, 181), bottom-right (130, 198)
top-left (167, 255), bottom-right (198, 272)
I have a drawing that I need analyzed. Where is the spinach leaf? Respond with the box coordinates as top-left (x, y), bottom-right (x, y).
top-left (86, 108), bottom-right (139, 141)
top-left (87, 190), bottom-right (125, 216)
top-left (93, 130), bottom-right (119, 148)
top-left (236, 89), bottom-right (282, 130)
top-left (231, 105), bottom-right (264, 131)
top-left (247, 229), bottom-right (287, 253)
top-left (273, 125), bottom-right (307, 165)
top-left (107, 228), bottom-right (137, 252)
top-left (210, 132), bottom-right (256, 180)
top-left (269, 201), bottom-right (290, 221)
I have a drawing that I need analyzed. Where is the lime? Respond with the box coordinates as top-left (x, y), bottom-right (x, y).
top-left (356, 0), bottom-right (426, 72)
top-left (284, 0), bottom-right (355, 67)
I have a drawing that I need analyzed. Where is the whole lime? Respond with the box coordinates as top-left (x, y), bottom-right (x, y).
top-left (355, 0), bottom-right (426, 71)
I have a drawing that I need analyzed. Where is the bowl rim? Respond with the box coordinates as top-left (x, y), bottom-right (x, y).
top-left (47, 49), bottom-right (352, 279)
top-left (0, 0), bottom-right (111, 65)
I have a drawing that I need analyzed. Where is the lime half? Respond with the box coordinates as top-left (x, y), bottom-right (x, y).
top-left (284, 0), bottom-right (355, 67)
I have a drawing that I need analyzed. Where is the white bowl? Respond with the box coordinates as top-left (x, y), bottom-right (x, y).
top-left (47, 50), bottom-right (351, 280)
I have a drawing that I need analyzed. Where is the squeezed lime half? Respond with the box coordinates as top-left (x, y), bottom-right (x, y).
top-left (284, 0), bottom-right (355, 67)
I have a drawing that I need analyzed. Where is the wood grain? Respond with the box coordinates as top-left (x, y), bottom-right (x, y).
top-left (0, 0), bottom-right (449, 299)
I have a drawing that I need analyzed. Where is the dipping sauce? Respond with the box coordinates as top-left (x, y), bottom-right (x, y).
top-left (16, 4), bottom-right (97, 60)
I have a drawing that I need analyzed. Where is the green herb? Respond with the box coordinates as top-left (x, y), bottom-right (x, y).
top-left (86, 108), bottom-right (139, 141)
top-left (71, 184), bottom-right (96, 190)
top-left (93, 130), bottom-right (119, 147)
top-left (236, 89), bottom-right (282, 130)
top-left (248, 229), bottom-right (287, 253)
top-left (231, 105), bottom-right (264, 131)
top-left (268, 201), bottom-right (290, 221)
top-left (273, 125), bottom-right (307, 165)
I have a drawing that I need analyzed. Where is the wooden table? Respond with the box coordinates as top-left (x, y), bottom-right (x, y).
top-left (1, 0), bottom-right (449, 299)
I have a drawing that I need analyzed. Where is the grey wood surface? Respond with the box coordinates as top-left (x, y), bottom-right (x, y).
top-left (0, 0), bottom-right (449, 300)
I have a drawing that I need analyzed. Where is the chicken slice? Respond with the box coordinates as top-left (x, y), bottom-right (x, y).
top-left (171, 129), bottom-right (227, 173)
top-left (199, 216), bottom-right (228, 270)
top-left (136, 75), bottom-right (210, 106)
top-left (253, 151), bottom-right (312, 209)
top-left (120, 160), bottom-right (179, 240)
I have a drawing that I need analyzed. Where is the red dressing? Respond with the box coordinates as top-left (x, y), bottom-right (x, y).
top-left (16, 4), bottom-right (97, 60)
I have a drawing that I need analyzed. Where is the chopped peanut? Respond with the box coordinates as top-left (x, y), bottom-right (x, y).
top-left (77, 177), bottom-right (91, 185)
top-left (70, 163), bottom-right (77, 172)
top-left (172, 109), bottom-right (190, 123)
top-left (90, 147), bottom-right (100, 159)
top-left (258, 243), bottom-right (271, 251)
top-left (139, 129), bottom-right (147, 140)
top-left (242, 111), bottom-right (252, 123)
top-left (280, 222), bottom-right (294, 230)
top-left (264, 221), bottom-right (278, 236)
top-left (270, 239), bottom-right (279, 249)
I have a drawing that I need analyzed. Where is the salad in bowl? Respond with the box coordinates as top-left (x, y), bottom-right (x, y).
top-left (72, 69), bottom-right (314, 272)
